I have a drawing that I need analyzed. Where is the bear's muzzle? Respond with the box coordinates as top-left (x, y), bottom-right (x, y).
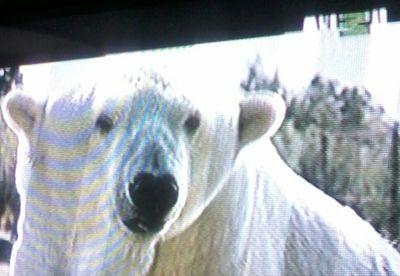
top-left (124, 172), bottom-right (179, 233)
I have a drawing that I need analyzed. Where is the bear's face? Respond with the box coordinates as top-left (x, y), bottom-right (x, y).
top-left (2, 77), bottom-right (285, 272)
top-left (113, 85), bottom-right (243, 236)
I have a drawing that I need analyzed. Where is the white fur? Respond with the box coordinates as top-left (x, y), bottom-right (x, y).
top-left (2, 78), bottom-right (400, 275)
top-left (152, 138), bottom-right (400, 275)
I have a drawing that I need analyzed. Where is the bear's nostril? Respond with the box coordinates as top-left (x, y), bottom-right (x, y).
top-left (126, 172), bottom-right (179, 233)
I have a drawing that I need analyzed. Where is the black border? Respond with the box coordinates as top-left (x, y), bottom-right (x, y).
top-left (0, 0), bottom-right (397, 66)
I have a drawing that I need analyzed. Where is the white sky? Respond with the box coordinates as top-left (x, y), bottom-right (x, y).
top-left (20, 12), bottom-right (400, 118)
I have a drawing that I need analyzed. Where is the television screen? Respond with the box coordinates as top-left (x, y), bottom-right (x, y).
top-left (1, 7), bottom-right (400, 275)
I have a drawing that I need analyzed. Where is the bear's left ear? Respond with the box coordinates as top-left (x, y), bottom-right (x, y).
top-left (1, 90), bottom-right (42, 138)
top-left (238, 92), bottom-right (286, 149)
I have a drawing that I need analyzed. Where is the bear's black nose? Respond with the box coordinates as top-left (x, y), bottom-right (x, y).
top-left (126, 172), bottom-right (179, 233)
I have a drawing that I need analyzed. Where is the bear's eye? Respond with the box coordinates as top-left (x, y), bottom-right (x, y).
top-left (96, 114), bottom-right (113, 134)
top-left (184, 112), bottom-right (200, 133)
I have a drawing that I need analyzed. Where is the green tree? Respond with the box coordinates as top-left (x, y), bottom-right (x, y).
top-left (389, 121), bottom-right (400, 243)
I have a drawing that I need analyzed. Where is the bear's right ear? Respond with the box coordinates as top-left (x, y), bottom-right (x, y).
top-left (1, 91), bottom-right (41, 138)
top-left (238, 92), bottom-right (286, 149)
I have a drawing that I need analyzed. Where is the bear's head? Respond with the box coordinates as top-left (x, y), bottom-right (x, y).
top-left (1, 75), bottom-right (285, 273)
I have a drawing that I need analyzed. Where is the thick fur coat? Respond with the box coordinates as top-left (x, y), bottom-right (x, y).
top-left (2, 75), bottom-right (400, 275)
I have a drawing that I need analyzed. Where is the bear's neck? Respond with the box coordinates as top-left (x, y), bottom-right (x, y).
top-left (11, 170), bottom-right (159, 275)
top-left (149, 140), bottom-right (294, 275)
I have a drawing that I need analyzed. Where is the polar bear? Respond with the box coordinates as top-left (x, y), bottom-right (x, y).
top-left (2, 74), bottom-right (400, 276)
